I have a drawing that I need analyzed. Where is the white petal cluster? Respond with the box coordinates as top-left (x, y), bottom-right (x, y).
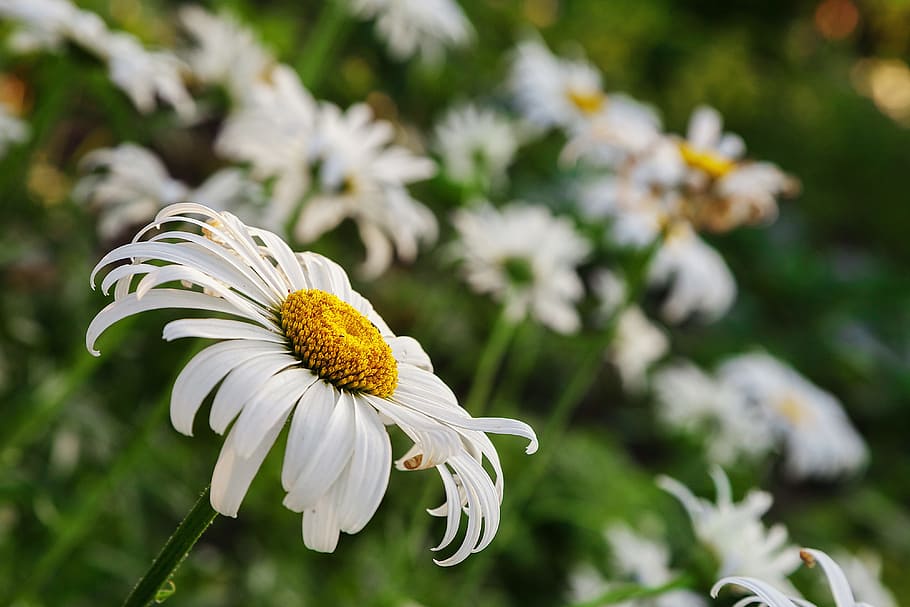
top-left (652, 360), bottom-right (775, 464)
top-left (0, 102), bottom-right (28, 158)
top-left (86, 203), bottom-right (538, 566)
top-left (217, 66), bottom-right (438, 277)
top-left (658, 468), bottom-right (801, 594)
top-left (451, 202), bottom-right (590, 333)
top-left (345, 0), bottom-right (473, 63)
top-left (712, 548), bottom-right (877, 607)
top-left (74, 144), bottom-right (262, 239)
top-left (718, 352), bottom-right (867, 480)
top-left (178, 6), bottom-right (274, 104)
top-left (0, 0), bottom-right (195, 120)
top-left (433, 103), bottom-right (519, 191)
top-left (608, 306), bottom-right (668, 392)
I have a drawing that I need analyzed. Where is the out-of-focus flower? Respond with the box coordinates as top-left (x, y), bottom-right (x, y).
top-left (0, 101), bottom-right (28, 157)
top-left (0, 0), bottom-right (75, 52)
top-left (300, 102), bottom-right (438, 278)
top-left (652, 361), bottom-right (775, 464)
top-left (74, 144), bottom-right (262, 239)
top-left (562, 94), bottom-right (663, 167)
top-left (648, 222), bottom-right (737, 324)
top-left (86, 203), bottom-right (538, 566)
top-left (509, 38), bottom-right (605, 132)
top-left (712, 549), bottom-right (870, 607)
top-left (178, 6), bottom-right (274, 103)
top-left (578, 175), bottom-right (670, 249)
top-left (590, 269), bottom-right (627, 321)
top-left (345, 0), bottom-right (473, 63)
top-left (834, 550), bottom-right (897, 607)
top-left (451, 202), bottom-right (590, 333)
top-left (433, 103), bottom-right (518, 191)
top-left (658, 467), bottom-right (801, 595)
top-left (607, 306), bottom-right (668, 392)
top-left (717, 352), bottom-right (868, 480)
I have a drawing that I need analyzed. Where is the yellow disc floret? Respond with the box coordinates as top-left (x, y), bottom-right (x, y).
top-left (280, 289), bottom-right (398, 398)
top-left (678, 142), bottom-right (736, 179)
top-left (566, 88), bottom-right (606, 115)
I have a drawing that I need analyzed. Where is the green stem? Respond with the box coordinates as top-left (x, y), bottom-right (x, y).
top-left (122, 486), bottom-right (219, 607)
top-left (297, 0), bottom-right (352, 91)
top-left (463, 307), bottom-right (517, 416)
top-left (570, 575), bottom-right (695, 607)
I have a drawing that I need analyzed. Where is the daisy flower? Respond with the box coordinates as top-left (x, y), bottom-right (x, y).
top-left (433, 103), bottom-right (519, 192)
top-left (178, 6), bottom-right (274, 104)
top-left (450, 202), bottom-right (590, 333)
top-left (345, 0), bottom-right (473, 63)
top-left (509, 38), bottom-right (606, 132)
top-left (74, 144), bottom-right (262, 239)
top-left (658, 467), bottom-right (801, 594)
top-left (0, 0), bottom-right (75, 52)
top-left (0, 101), bottom-right (28, 158)
top-left (86, 203), bottom-right (537, 566)
top-left (299, 102), bottom-right (438, 278)
top-left (712, 549), bottom-right (875, 607)
top-left (561, 94), bottom-right (663, 167)
top-left (717, 352), bottom-right (868, 480)
top-left (577, 174), bottom-right (669, 248)
top-left (607, 306), bottom-right (668, 392)
top-left (651, 360), bottom-right (775, 465)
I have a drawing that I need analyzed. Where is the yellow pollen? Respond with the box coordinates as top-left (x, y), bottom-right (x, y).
top-left (280, 289), bottom-right (398, 398)
top-left (776, 395), bottom-right (810, 426)
top-left (566, 88), bottom-right (606, 114)
top-left (678, 142), bottom-right (736, 179)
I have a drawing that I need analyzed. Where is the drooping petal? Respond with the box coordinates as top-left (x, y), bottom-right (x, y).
top-left (209, 353), bottom-right (301, 434)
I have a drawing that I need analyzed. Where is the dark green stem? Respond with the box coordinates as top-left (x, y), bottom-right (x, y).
top-left (463, 307), bottom-right (517, 416)
top-left (297, 0), bottom-right (352, 91)
top-left (122, 486), bottom-right (218, 607)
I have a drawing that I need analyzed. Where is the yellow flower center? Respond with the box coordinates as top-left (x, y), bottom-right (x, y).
top-left (280, 289), bottom-right (398, 398)
top-left (678, 142), bottom-right (736, 179)
top-left (566, 88), bottom-right (606, 114)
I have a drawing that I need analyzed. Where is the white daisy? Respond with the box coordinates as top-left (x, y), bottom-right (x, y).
top-left (590, 268), bottom-right (627, 321)
top-left (561, 94), bottom-right (663, 168)
top-left (299, 102), bottom-right (438, 278)
top-left (74, 144), bottom-right (262, 239)
top-left (577, 174), bottom-right (669, 248)
top-left (178, 6), bottom-right (274, 104)
top-left (345, 0), bottom-right (473, 63)
top-left (86, 203), bottom-right (538, 566)
top-left (215, 64), bottom-right (317, 230)
top-left (647, 222), bottom-right (737, 324)
top-left (0, 0), bottom-right (74, 52)
top-left (509, 38), bottom-right (605, 132)
top-left (658, 467), bottom-right (801, 594)
top-left (717, 352), bottom-right (868, 480)
top-left (607, 306), bottom-right (668, 392)
top-left (450, 202), bottom-right (590, 333)
top-left (0, 102), bottom-right (28, 158)
top-left (433, 103), bottom-right (518, 191)
top-left (651, 360), bottom-right (776, 465)
top-left (834, 550), bottom-right (897, 607)
top-left (712, 549), bottom-right (874, 607)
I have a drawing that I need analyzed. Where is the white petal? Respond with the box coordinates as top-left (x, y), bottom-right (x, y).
top-left (281, 382), bottom-right (337, 489)
top-left (711, 577), bottom-right (796, 607)
top-left (390, 336), bottom-right (433, 371)
top-left (209, 353), bottom-right (301, 434)
top-left (800, 549), bottom-right (856, 607)
top-left (301, 493), bottom-right (341, 553)
top-left (163, 318), bottom-right (285, 343)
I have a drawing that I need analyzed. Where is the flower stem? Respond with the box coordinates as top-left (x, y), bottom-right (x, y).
top-left (463, 307), bottom-right (517, 416)
top-left (122, 486), bottom-right (218, 607)
top-left (297, 0), bottom-right (352, 91)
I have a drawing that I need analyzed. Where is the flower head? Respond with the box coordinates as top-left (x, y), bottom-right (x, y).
top-left (608, 306), bottom-right (668, 392)
top-left (718, 352), bottom-right (867, 480)
top-left (451, 202), bottom-right (590, 333)
top-left (86, 203), bottom-right (537, 566)
top-left (345, 0), bottom-right (473, 63)
top-left (712, 548), bottom-right (879, 607)
top-left (433, 103), bottom-right (519, 191)
top-left (658, 467), bottom-right (801, 594)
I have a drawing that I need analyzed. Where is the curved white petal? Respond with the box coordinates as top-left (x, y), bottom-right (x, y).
top-left (209, 353), bottom-right (301, 434)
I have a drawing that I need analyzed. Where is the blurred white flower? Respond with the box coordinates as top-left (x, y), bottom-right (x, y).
top-left (605, 523), bottom-right (708, 607)
top-left (301, 102), bottom-right (438, 277)
top-left (87, 203), bottom-right (538, 566)
top-left (577, 174), bottom-right (670, 248)
top-left (717, 352), bottom-right (868, 480)
top-left (433, 103), bottom-right (518, 191)
top-left (509, 38), bottom-right (605, 132)
top-left (648, 223), bottom-right (737, 324)
top-left (0, 102), bottom-right (28, 157)
top-left (567, 563), bottom-right (610, 605)
top-left (562, 94), bottom-right (663, 167)
top-left (451, 202), bottom-right (590, 333)
top-left (590, 268), bottom-right (627, 321)
top-left (178, 6), bottom-right (274, 103)
top-left (346, 0), bottom-right (473, 63)
top-left (75, 144), bottom-right (262, 239)
top-left (834, 550), bottom-right (897, 607)
top-left (608, 306), bottom-right (668, 392)
top-left (0, 0), bottom-right (74, 52)
top-left (658, 467), bottom-right (801, 595)
top-left (712, 549), bottom-right (871, 607)
top-left (652, 361), bottom-right (776, 464)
